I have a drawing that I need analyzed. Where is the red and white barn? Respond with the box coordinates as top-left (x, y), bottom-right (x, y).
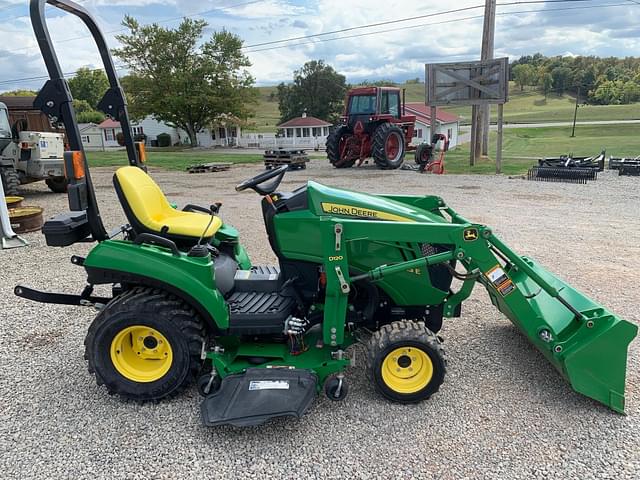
top-left (404, 103), bottom-right (460, 149)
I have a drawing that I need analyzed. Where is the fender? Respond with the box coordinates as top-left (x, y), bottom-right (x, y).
top-left (83, 240), bottom-right (229, 329)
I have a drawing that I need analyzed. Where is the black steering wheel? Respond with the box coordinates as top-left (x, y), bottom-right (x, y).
top-left (235, 165), bottom-right (289, 195)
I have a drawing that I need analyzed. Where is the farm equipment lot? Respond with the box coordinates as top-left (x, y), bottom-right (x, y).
top-left (1, 161), bottom-right (639, 479)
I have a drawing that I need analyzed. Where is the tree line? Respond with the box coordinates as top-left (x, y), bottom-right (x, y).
top-left (511, 53), bottom-right (640, 104)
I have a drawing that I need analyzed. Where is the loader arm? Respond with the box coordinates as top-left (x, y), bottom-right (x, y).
top-left (320, 204), bottom-right (636, 413)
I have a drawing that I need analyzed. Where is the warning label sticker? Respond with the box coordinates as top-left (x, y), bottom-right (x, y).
top-left (485, 265), bottom-right (515, 297)
top-left (486, 266), bottom-right (508, 285)
top-left (248, 380), bottom-right (290, 391)
top-left (497, 280), bottom-right (515, 296)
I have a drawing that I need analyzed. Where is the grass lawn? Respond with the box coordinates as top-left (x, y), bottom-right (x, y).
top-left (87, 150), bottom-right (263, 171)
top-left (86, 124), bottom-right (639, 176)
top-left (444, 123), bottom-right (640, 175)
top-left (443, 91), bottom-right (640, 125)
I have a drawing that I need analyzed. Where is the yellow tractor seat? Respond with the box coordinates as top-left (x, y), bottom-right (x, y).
top-left (113, 166), bottom-right (222, 243)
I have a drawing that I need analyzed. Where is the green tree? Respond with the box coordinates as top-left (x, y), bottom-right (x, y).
top-left (113, 16), bottom-right (257, 146)
top-left (512, 64), bottom-right (535, 91)
top-left (277, 60), bottom-right (347, 123)
top-left (621, 80), bottom-right (640, 104)
top-left (540, 73), bottom-right (554, 98)
top-left (1, 89), bottom-right (38, 96)
top-left (73, 99), bottom-right (105, 123)
top-left (592, 80), bottom-right (622, 104)
top-left (68, 67), bottom-right (109, 109)
top-left (551, 66), bottom-right (572, 94)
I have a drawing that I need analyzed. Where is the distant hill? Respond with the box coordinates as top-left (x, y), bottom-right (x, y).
top-left (246, 82), bottom-right (639, 133)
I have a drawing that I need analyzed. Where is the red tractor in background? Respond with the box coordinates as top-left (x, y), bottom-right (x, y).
top-left (326, 86), bottom-right (416, 169)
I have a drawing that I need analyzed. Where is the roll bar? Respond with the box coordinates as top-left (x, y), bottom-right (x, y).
top-left (30, 0), bottom-right (142, 241)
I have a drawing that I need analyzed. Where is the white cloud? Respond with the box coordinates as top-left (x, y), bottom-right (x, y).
top-left (0, 0), bottom-right (639, 91)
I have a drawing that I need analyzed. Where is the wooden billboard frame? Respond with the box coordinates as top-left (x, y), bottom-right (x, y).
top-left (425, 58), bottom-right (509, 106)
top-left (425, 58), bottom-right (509, 173)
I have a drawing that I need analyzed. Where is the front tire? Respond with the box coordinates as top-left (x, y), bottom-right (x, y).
top-left (84, 288), bottom-right (205, 402)
top-left (372, 123), bottom-right (406, 169)
top-left (367, 320), bottom-right (446, 403)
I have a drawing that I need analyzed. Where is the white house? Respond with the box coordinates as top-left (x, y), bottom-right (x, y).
top-left (94, 116), bottom-right (183, 149)
top-left (403, 103), bottom-right (460, 149)
top-left (89, 115), bottom-right (250, 149)
top-left (276, 113), bottom-right (331, 149)
top-left (78, 123), bottom-right (105, 151)
top-left (196, 126), bottom-right (239, 148)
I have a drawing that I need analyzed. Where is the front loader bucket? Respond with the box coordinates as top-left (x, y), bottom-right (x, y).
top-left (486, 241), bottom-right (637, 413)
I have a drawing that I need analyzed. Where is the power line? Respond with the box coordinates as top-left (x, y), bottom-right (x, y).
top-left (243, 2), bottom-right (635, 53)
top-left (0, 0), bottom-right (636, 87)
top-left (243, 0), bottom-right (605, 49)
top-left (7, 0), bottom-right (617, 55)
top-left (9, 0), bottom-right (265, 54)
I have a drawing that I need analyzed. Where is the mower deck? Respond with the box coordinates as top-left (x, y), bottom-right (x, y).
top-left (201, 368), bottom-right (318, 427)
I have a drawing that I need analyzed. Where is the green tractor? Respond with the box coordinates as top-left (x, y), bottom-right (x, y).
top-left (17, 0), bottom-right (636, 426)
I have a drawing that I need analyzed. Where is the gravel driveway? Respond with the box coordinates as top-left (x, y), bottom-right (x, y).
top-left (1, 159), bottom-right (638, 479)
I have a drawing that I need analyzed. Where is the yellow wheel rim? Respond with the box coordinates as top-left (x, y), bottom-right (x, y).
top-left (381, 346), bottom-right (433, 394)
top-left (110, 325), bottom-right (173, 383)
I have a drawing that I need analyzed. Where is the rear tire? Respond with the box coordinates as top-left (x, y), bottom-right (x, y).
top-left (1, 168), bottom-right (20, 196)
top-left (326, 126), bottom-right (356, 168)
top-left (84, 287), bottom-right (205, 402)
top-left (372, 123), bottom-right (406, 169)
top-left (367, 320), bottom-right (446, 403)
top-left (45, 176), bottom-right (68, 193)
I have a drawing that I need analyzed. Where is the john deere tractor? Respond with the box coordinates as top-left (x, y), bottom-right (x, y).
top-left (326, 87), bottom-right (416, 169)
top-left (17, 0), bottom-right (636, 427)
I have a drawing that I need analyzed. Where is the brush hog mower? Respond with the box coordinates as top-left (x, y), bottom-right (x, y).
top-left (414, 133), bottom-right (449, 174)
top-left (527, 150), bottom-right (605, 184)
top-left (16, 0), bottom-right (637, 427)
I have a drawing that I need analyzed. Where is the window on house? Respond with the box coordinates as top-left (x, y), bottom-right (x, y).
top-left (413, 130), bottom-right (417, 138)
top-left (323, 127), bottom-right (328, 136)
top-left (218, 127), bottom-right (226, 138)
top-left (230, 126), bottom-right (237, 138)
top-left (296, 128), bottom-right (302, 137)
top-left (82, 135), bottom-right (90, 143)
top-left (302, 128), bottom-right (310, 138)
top-left (211, 130), bottom-right (216, 140)
top-left (132, 126), bottom-right (144, 135)
top-left (104, 129), bottom-right (114, 141)
top-left (418, 129), bottom-right (423, 139)
top-left (286, 129), bottom-right (293, 138)
top-left (312, 127), bottom-right (320, 136)
top-left (447, 128), bottom-right (453, 141)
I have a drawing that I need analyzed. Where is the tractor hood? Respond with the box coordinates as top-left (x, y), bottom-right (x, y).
top-left (306, 181), bottom-right (448, 224)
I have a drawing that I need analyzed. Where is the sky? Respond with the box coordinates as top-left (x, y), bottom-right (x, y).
top-left (0, 0), bottom-right (638, 92)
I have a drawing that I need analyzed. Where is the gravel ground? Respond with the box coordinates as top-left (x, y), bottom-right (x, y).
top-left (1, 159), bottom-right (639, 479)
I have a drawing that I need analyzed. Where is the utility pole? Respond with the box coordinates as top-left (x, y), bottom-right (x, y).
top-left (470, 0), bottom-right (496, 165)
top-left (480, 0), bottom-right (496, 156)
top-left (571, 86), bottom-right (580, 138)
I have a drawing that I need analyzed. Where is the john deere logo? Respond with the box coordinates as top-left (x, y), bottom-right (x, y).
top-left (321, 202), bottom-right (414, 222)
top-left (463, 228), bottom-right (479, 241)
